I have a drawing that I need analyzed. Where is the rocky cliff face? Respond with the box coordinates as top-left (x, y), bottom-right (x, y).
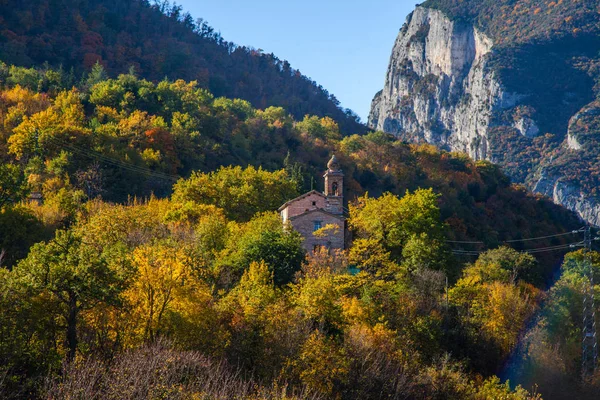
top-left (370, 5), bottom-right (600, 225)
top-left (370, 6), bottom-right (519, 160)
top-left (533, 172), bottom-right (600, 227)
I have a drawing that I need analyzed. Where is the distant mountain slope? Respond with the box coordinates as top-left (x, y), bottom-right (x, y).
top-left (423, 0), bottom-right (598, 45)
top-left (0, 0), bottom-right (364, 134)
top-left (370, 0), bottom-right (600, 225)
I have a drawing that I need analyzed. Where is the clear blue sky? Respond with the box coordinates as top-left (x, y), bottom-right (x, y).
top-left (176, 0), bottom-right (415, 123)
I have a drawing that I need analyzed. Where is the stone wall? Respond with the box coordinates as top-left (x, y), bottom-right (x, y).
top-left (290, 210), bottom-right (345, 253)
top-left (281, 192), bottom-right (327, 222)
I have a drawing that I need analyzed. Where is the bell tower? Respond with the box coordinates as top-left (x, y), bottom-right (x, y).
top-left (324, 155), bottom-right (344, 215)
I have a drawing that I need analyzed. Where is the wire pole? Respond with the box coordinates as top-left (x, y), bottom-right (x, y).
top-left (582, 225), bottom-right (597, 379)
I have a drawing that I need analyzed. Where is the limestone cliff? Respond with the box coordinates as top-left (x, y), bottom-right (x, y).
top-left (533, 172), bottom-right (600, 227)
top-left (370, 6), bottom-right (510, 160)
top-left (370, 4), bottom-right (600, 225)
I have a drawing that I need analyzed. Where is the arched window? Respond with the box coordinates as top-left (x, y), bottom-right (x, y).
top-left (332, 182), bottom-right (339, 196)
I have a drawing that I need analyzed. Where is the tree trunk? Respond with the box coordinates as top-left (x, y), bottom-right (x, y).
top-left (66, 292), bottom-right (78, 361)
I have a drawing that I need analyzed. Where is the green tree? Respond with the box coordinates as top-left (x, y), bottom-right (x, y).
top-left (224, 212), bottom-right (305, 285)
top-left (349, 189), bottom-right (449, 272)
top-left (467, 246), bottom-right (537, 285)
top-left (0, 206), bottom-right (46, 268)
top-left (242, 229), bottom-right (305, 286)
top-left (85, 62), bottom-right (108, 89)
top-left (0, 163), bottom-right (26, 208)
top-left (13, 230), bottom-right (133, 360)
top-left (296, 115), bottom-right (342, 142)
top-left (172, 166), bottom-right (299, 221)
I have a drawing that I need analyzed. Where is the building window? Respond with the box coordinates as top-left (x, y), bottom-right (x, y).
top-left (332, 182), bottom-right (339, 196)
top-left (312, 201), bottom-right (317, 206)
top-left (313, 221), bottom-right (322, 231)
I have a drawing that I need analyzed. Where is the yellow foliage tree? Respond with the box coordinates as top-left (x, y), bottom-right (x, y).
top-left (126, 241), bottom-right (191, 343)
top-left (292, 330), bottom-right (349, 395)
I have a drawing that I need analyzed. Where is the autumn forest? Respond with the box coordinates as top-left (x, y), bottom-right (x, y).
top-left (1, 0), bottom-right (600, 399)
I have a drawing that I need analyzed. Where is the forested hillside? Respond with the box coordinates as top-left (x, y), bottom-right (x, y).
top-left (0, 0), bottom-right (364, 134)
top-left (2, 1), bottom-right (600, 398)
top-left (0, 57), bottom-right (591, 399)
top-left (423, 0), bottom-right (599, 44)
top-left (0, 62), bottom-right (581, 268)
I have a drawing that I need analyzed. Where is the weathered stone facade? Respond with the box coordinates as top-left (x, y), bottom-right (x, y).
top-left (279, 155), bottom-right (346, 253)
top-left (279, 191), bottom-right (327, 223)
top-left (289, 210), bottom-right (345, 252)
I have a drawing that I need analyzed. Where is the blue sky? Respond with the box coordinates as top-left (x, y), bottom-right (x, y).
top-left (176, 0), bottom-right (415, 123)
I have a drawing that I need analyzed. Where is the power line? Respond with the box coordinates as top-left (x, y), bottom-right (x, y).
top-left (451, 241), bottom-right (585, 257)
top-left (524, 243), bottom-right (583, 254)
top-left (504, 228), bottom-right (585, 243)
top-left (60, 139), bottom-right (179, 181)
top-left (447, 240), bottom-right (484, 244)
top-left (47, 136), bottom-right (178, 181)
top-left (44, 135), bottom-right (181, 182)
top-left (447, 228), bottom-right (585, 246)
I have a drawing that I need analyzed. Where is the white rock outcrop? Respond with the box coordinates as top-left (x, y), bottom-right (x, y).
top-left (566, 133), bottom-right (582, 150)
top-left (369, 6), bottom-right (526, 160)
top-left (565, 102), bottom-right (600, 151)
top-left (514, 117), bottom-right (540, 138)
top-left (534, 172), bottom-right (600, 226)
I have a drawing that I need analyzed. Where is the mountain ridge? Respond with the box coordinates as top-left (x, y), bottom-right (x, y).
top-left (0, 0), bottom-right (365, 134)
top-left (370, 1), bottom-right (600, 225)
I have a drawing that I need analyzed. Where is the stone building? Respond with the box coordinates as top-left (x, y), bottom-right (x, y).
top-left (279, 155), bottom-right (346, 253)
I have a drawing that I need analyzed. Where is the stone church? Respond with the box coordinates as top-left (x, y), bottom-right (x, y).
top-left (279, 155), bottom-right (346, 253)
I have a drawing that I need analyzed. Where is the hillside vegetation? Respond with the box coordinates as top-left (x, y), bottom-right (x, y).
top-left (0, 59), bottom-right (588, 398)
top-left (0, 62), bottom-right (581, 267)
top-left (0, 0), bottom-right (364, 133)
top-left (423, 0), bottom-right (599, 45)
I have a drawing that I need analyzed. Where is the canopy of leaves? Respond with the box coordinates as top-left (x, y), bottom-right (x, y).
top-left (0, 55), bottom-right (585, 400)
top-left (172, 166), bottom-right (299, 222)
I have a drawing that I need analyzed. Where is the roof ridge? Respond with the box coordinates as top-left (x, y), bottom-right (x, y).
top-left (278, 190), bottom-right (325, 211)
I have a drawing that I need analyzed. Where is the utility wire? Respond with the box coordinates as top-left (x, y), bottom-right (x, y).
top-left (451, 241), bottom-right (585, 256)
top-left (46, 136), bottom-right (174, 179)
top-left (59, 139), bottom-right (180, 181)
top-left (504, 228), bottom-right (585, 243)
top-left (524, 243), bottom-right (583, 254)
top-left (447, 228), bottom-right (585, 246)
top-left (45, 135), bottom-right (181, 182)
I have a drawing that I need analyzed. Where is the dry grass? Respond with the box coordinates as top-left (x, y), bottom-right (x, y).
top-left (44, 341), bottom-right (322, 400)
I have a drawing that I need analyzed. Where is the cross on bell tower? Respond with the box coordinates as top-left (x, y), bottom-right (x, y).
top-left (324, 155), bottom-right (344, 215)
